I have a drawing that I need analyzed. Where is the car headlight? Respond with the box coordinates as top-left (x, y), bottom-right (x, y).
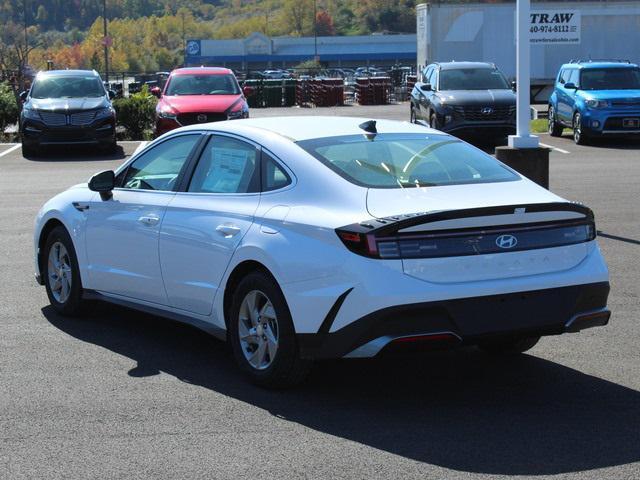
top-left (22, 107), bottom-right (40, 120)
top-left (227, 108), bottom-right (248, 120)
top-left (95, 107), bottom-right (115, 119)
top-left (157, 105), bottom-right (177, 119)
top-left (586, 99), bottom-right (609, 109)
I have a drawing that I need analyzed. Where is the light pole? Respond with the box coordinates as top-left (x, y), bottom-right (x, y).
top-left (313, 0), bottom-right (318, 61)
top-left (508, 0), bottom-right (538, 149)
top-left (23, 0), bottom-right (28, 66)
top-left (103, 0), bottom-right (109, 84)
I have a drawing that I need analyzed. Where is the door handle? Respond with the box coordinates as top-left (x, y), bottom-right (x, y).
top-left (216, 224), bottom-right (241, 238)
top-left (138, 215), bottom-right (160, 226)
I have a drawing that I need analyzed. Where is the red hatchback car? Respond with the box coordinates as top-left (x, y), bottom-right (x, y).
top-left (152, 67), bottom-right (250, 136)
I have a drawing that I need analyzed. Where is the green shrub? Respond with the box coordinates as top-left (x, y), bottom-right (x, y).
top-left (0, 82), bottom-right (19, 137)
top-left (113, 85), bottom-right (157, 140)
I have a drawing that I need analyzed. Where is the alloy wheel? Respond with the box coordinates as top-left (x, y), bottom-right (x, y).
top-left (238, 290), bottom-right (279, 370)
top-left (47, 241), bottom-right (72, 303)
top-left (573, 113), bottom-right (582, 144)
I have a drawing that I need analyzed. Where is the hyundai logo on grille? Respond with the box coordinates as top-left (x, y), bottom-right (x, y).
top-left (197, 114), bottom-right (208, 122)
top-left (496, 234), bottom-right (518, 249)
top-left (481, 107), bottom-right (494, 115)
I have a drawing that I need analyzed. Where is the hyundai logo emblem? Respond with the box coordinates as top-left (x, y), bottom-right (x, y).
top-left (496, 234), bottom-right (518, 249)
top-left (197, 114), bottom-right (208, 123)
top-left (481, 107), bottom-right (494, 115)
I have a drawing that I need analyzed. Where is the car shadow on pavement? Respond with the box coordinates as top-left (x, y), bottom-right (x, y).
top-left (43, 303), bottom-right (640, 476)
top-left (22, 144), bottom-right (127, 162)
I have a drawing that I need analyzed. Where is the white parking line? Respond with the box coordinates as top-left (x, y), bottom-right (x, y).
top-left (132, 141), bottom-right (148, 155)
top-left (540, 142), bottom-right (570, 154)
top-left (0, 144), bottom-right (21, 158)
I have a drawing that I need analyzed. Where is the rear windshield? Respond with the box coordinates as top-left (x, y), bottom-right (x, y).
top-left (439, 68), bottom-right (510, 90)
top-left (165, 74), bottom-right (240, 96)
top-left (298, 134), bottom-right (519, 188)
top-left (31, 75), bottom-right (105, 99)
top-left (580, 68), bottom-right (640, 90)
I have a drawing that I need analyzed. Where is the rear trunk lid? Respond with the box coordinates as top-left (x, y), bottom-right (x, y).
top-left (342, 182), bottom-right (596, 282)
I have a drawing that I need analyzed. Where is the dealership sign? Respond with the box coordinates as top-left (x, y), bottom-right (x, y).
top-left (529, 10), bottom-right (581, 44)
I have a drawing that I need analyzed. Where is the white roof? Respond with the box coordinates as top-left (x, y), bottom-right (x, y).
top-left (188, 116), bottom-right (440, 142)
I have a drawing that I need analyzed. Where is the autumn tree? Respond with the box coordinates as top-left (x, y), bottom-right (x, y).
top-left (315, 10), bottom-right (335, 36)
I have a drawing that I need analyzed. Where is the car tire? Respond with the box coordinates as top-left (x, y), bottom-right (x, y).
top-left (43, 226), bottom-right (86, 316)
top-left (228, 271), bottom-right (311, 389)
top-left (548, 106), bottom-right (563, 137)
top-left (573, 112), bottom-right (589, 145)
top-left (102, 139), bottom-right (117, 154)
top-left (477, 335), bottom-right (540, 355)
top-left (429, 113), bottom-right (439, 130)
top-left (22, 141), bottom-right (38, 158)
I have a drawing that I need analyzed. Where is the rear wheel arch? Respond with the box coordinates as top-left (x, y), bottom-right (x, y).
top-left (223, 260), bottom-right (281, 330)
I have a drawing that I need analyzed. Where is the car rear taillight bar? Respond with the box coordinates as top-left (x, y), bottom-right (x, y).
top-left (336, 202), bottom-right (596, 259)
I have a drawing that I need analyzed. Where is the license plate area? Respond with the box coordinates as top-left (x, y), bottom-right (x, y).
top-left (623, 118), bottom-right (639, 128)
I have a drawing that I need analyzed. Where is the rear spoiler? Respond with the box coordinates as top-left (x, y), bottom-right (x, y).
top-left (340, 202), bottom-right (594, 236)
top-left (335, 202), bottom-right (595, 259)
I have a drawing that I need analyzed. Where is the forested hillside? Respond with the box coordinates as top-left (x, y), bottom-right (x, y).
top-left (0, 0), bottom-right (417, 73)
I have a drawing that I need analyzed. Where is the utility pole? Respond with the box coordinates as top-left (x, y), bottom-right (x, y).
top-left (181, 10), bottom-right (186, 54)
top-left (23, 0), bottom-right (28, 66)
top-left (103, 0), bottom-right (109, 83)
top-left (313, 0), bottom-right (318, 61)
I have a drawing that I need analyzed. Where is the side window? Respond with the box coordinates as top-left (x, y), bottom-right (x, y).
top-left (428, 68), bottom-right (438, 89)
top-left (188, 135), bottom-right (259, 194)
top-left (568, 69), bottom-right (580, 86)
top-left (262, 151), bottom-right (291, 192)
top-left (422, 66), bottom-right (432, 83)
top-left (558, 69), bottom-right (568, 85)
top-left (121, 134), bottom-right (200, 191)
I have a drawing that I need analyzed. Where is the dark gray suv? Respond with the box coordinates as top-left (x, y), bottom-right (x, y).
top-left (19, 69), bottom-right (116, 157)
top-left (410, 61), bottom-right (516, 142)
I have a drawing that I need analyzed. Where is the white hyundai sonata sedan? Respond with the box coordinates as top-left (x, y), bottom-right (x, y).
top-left (34, 117), bottom-right (611, 387)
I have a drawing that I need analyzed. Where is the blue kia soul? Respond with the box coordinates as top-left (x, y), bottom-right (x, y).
top-left (548, 60), bottom-right (640, 144)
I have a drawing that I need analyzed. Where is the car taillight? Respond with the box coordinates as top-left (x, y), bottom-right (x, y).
top-left (336, 220), bottom-right (595, 260)
top-left (336, 230), bottom-right (380, 257)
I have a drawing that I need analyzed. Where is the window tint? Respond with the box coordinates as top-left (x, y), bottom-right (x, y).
top-left (439, 68), bottom-right (509, 90)
top-left (567, 69), bottom-right (580, 85)
top-left (31, 75), bottom-right (105, 99)
top-left (427, 68), bottom-right (437, 88)
top-left (559, 69), bottom-right (569, 84)
top-left (188, 135), bottom-right (259, 194)
top-left (298, 134), bottom-right (518, 188)
top-left (262, 152), bottom-right (291, 192)
top-left (422, 66), bottom-right (433, 83)
top-left (580, 68), bottom-right (640, 90)
top-left (122, 134), bottom-right (199, 191)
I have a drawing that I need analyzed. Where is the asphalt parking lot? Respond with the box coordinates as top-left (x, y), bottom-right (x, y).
top-left (1, 104), bottom-right (639, 479)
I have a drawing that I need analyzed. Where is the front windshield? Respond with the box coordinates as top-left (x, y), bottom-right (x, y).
top-left (580, 68), bottom-right (640, 90)
top-left (165, 74), bottom-right (240, 95)
top-left (440, 68), bottom-right (510, 91)
top-left (31, 75), bottom-right (105, 99)
top-left (298, 134), bottom-right (518, 188)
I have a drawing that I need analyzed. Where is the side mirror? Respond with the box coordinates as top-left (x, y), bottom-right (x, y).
top-left (108, 90), bottom-right (116, 100)
top-left (564, 82), bottom-right (578, 90)
top-left (420, 83), bottom-right (432, 92)
top-left (19, 91), bottom-right (28, 102)
top-left (89, 170), bottom-right (115, 199)
top-left (242, 86), bottom-right (255, 97)
top-left (511, 80), bottom-right (517, 91)
top-left (150, 86), bottom-right (162, 98)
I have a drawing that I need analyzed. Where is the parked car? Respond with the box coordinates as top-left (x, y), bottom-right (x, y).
top-left (548, 60), bottom-right (640, 144)
top-left (34, 117), bottom-right (610, 388)
top-left (19, 69), bottom-right (117, 156)
top-left (410, 61), bottom-right (516, 142)
top-left (151, 67), bottom-right (250, 137)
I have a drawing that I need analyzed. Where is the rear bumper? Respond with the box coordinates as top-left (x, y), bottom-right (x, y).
top-left (297, 281), bottom-right (610, 359)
